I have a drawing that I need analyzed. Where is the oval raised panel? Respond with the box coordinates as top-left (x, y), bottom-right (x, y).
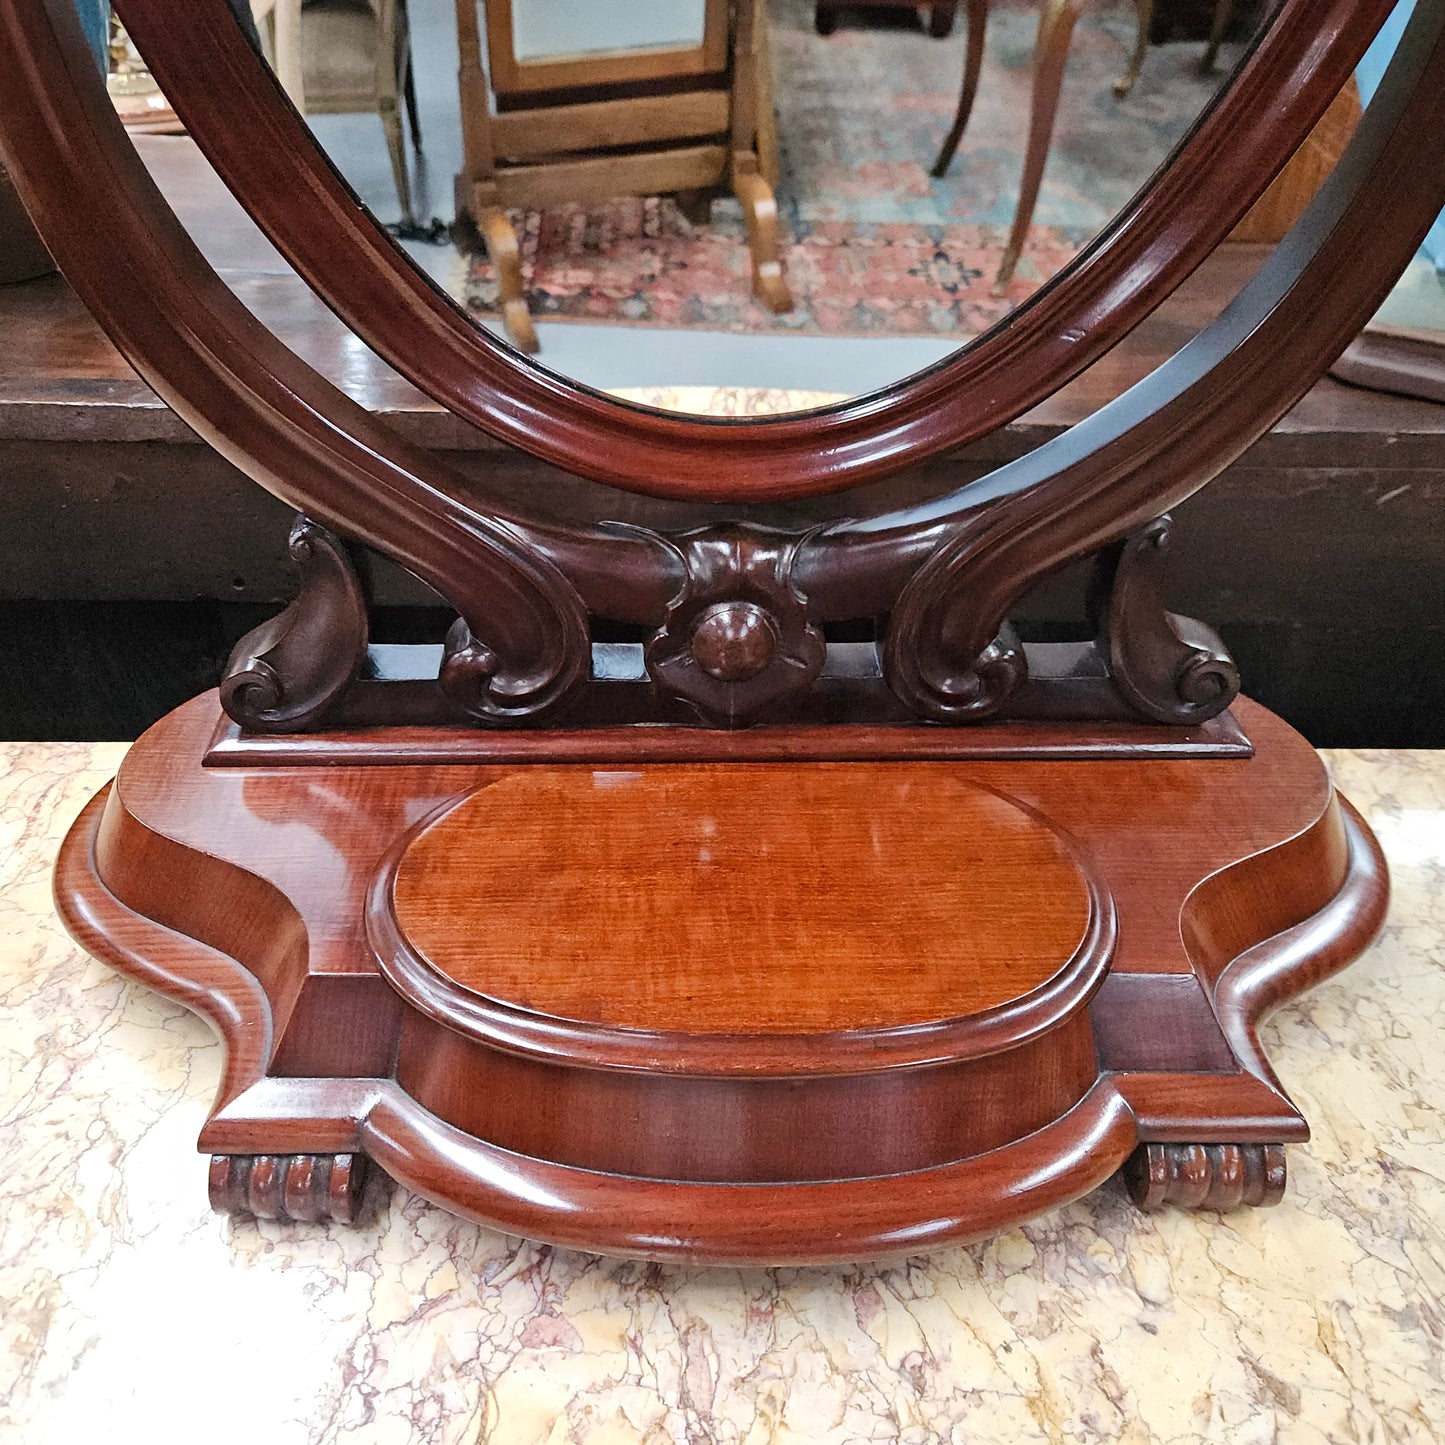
top-left (382, 763), bottom-right (1101, 1036)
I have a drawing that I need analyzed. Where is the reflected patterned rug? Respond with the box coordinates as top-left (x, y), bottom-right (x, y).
top-left (462, 0), bottom-right (1233, 337)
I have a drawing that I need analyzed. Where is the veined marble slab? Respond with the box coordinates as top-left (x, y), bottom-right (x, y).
top-left (0, 741), bottom-right (1441, 1444)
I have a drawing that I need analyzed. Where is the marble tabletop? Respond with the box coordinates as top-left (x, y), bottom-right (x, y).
top-left (1, 742), bottom-right (1442, 1445)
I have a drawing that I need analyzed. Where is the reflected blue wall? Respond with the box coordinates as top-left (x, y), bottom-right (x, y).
top-left (74, 0), bottom-right (109, 71)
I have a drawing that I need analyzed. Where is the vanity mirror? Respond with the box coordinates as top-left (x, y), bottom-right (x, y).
top-left (228, 0), bottom-right (1269, 410)
top-left (4, 0), bottom-right (1438, 1262)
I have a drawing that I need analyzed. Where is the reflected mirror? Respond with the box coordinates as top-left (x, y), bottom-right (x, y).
top-left (137, 0), bottom-right (1286, 416)
top-left (507, 0), bottom-right (709, 63)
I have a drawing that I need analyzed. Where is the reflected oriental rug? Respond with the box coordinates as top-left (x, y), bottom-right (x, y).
top-left (462, 0), bottom-right (1229, 337)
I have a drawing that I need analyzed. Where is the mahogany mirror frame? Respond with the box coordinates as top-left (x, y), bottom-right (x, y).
top-left (87, 0), bottom-right (1401, 503)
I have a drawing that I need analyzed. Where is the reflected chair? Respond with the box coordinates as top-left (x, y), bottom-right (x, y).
top-left (454, 0), bottom-right (792, 354)
top-left (933, 0), bottom-right (1237, 294)
top-left (251, 0), bottom-right (421, 225)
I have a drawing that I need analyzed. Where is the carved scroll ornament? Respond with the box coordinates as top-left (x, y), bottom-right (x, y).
top-left (1093, 517), bottom-right (1239, 726)
top-left (0, 0), bottom-right (591, 728)
top-left (220, 517), bottom-right (369, 732)
top-left (3, 0), bottom-right (1445, 738)
top-left (865, 6), bottom-right (1445, 731)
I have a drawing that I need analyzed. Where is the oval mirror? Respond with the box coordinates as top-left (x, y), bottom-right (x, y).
top-left (198, 0), bottom-right (1268, 417)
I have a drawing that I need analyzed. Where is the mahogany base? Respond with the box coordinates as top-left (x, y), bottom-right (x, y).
top-left (55, 693), bottom-right (1387, 1265)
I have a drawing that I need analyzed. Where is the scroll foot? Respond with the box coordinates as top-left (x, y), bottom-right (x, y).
top-left (1123, 1143), bottom-right (1286, 1212)
top-left (209, 1153), bottom-right (376, 1224)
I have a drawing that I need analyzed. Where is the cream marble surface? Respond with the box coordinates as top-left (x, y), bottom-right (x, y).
top-left (1, 742), bottom-right (1443, 1445)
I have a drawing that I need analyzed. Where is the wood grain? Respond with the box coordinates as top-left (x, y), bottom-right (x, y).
top-left (14, 0), bottom-right (1439, 733)
top-left (1230, 79), bottom-right (1361, 243)
top-left (205, 708), bottom-right (1252, 766)
top-left (3, 209), bottom-right (1433, 456)
top-left (386, 765), bottom-right (1095, 1033)
top-left (490, 144), bottom-right (729, 209)
top-left (488, 91), bottom-right (731, 159)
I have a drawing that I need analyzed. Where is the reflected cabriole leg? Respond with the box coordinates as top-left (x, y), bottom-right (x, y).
top-left (733, 165), bottom-right (793, 314)
top-left (477, 204), bottom-right (538, 354)
top-left (1114, 0), bottom-right (1153, 98)
top-left (1200, 0), bottom-right (1237, 74)
top-left (932, 0), bottom-right (990, 179)
top-left (994, 0), bottom-right (1081, 296)
top-left (1123, 1143), bottom-right (1287, 1212)
top-left (379, 95), bottom-right (414, 227)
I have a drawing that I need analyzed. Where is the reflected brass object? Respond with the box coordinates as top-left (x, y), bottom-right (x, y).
top-left (105, 16), bottom-right (180, 132)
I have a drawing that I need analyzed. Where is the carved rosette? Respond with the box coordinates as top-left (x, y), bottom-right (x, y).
top-left (220, 516), bottom-right (369, 732)
top-left (1095, 516), bottom-right (1240, 725)
top-left (646, 525), bottom-right (826, 727)
top-left (209, 1153), bottom-right (373, 1223)
top-left (1123, 1143), bottom-right (1286, 1212)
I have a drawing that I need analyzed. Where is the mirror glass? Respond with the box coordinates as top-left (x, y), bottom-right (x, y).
top-left (190, 0), bottom-right (1276, 415)
top-left (510, 0), bottom-right (708, 61)
top-left (1372, 255), bottom-right (1445, 337)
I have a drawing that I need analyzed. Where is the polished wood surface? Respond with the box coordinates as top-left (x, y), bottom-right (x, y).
top-left (9, 186), bottom-right (1445, 753)
top-left (1229, 78), bottom-right (1360, 244)
top-left (8, 0), bottom-right (1417, 1263)
top-left (52, 692), bottom-right (1388, 1259)
top-left (8, 0), bottom-right (1444, 743)
top-left (388, 765), bottom-right (1094, 1032)
top-left (487, 91), bottom-right (732, 159)
top-left (483, 144), bottom-right (730, 211)
top-left (205, 707), bottom-right (1252, 765)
